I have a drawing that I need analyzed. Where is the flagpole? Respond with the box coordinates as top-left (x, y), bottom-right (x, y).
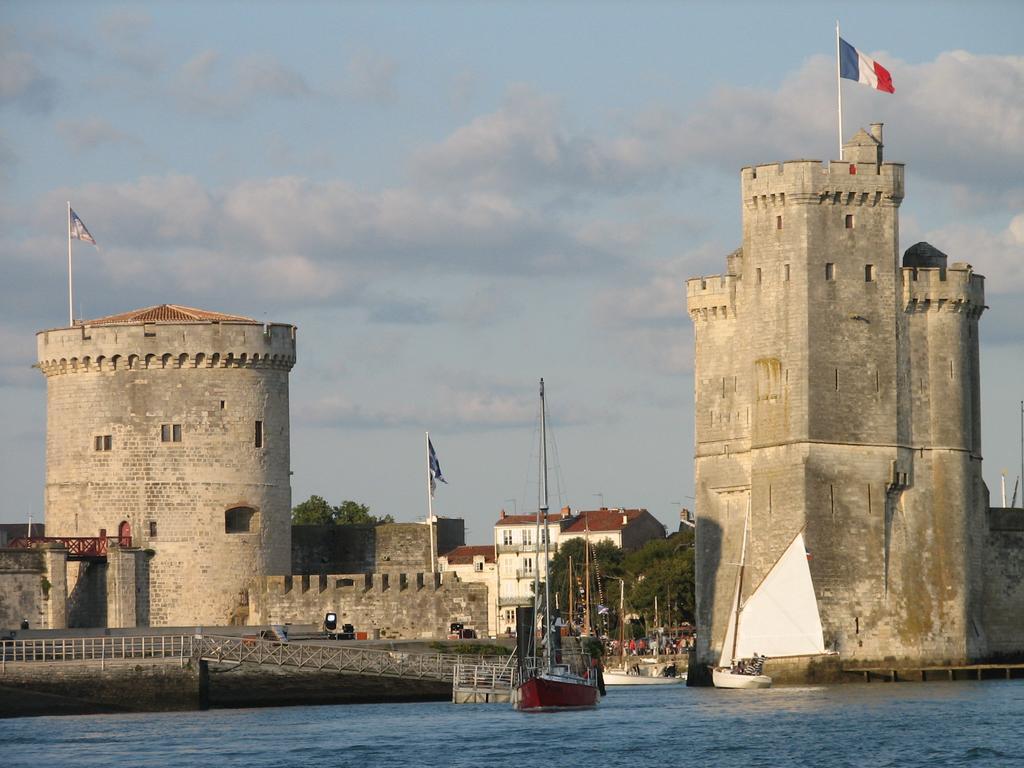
top-left (836, 20), bottom-right (844, 160)
top-left (426, 431), bottom-right (436, 574)
top-left (67, 201), bottom-right (74, 326)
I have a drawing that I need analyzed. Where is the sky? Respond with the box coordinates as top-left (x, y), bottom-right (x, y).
top-left (1, 1), bottom-right (1022, 541)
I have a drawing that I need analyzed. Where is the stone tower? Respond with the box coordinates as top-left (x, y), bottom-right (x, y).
top-left (36, 305), bottom-right (297, 626)
top-left (686, 125), bottom-right (987, 677)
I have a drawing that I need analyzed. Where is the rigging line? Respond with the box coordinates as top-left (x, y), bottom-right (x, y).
top-left (544, 389), bottom-right (569, 508)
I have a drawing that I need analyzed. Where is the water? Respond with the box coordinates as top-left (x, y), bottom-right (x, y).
top-left (4, 682), bottom-right (1024, 767)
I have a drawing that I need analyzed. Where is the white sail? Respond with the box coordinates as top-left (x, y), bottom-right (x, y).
top-left (734, 532), bottom-right (825, 659)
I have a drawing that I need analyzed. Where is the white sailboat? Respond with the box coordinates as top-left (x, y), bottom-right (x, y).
top-left (712, 502), bottom-right (826, 689)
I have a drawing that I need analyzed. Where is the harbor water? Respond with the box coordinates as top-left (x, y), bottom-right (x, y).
top-left (4, 681), bottom-right (1024, 767)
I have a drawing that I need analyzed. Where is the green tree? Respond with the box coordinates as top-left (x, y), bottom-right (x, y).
top-left (290, 495), bottom-right (394, 526)
top-left (622, 529), bottom-right (695, 626)
top-left (291, 495), bottom-right (336, 525)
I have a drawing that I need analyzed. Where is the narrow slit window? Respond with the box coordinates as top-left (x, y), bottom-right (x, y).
top-left (172, 424), bottom-right (182, 442)
top-left (255, 420), bottom-right (264, 448)
top-left (783, 264), bottom-right (790, 281)
top-left (846, 214), bottom-right (855, 229)
top-left (825, 263), bottom-right (835, 281)
top-left (865, 264), bottom-right (875, 282)
top-left (148, 521), bottom-right (157, 538)
top-left (756, 267), bottom-right (762, 284)
top-left (835, 368), bottom-right (839, 391)
top-left (776, 215), bottom-right (783, 230)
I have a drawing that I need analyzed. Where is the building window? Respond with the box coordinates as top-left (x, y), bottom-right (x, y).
top-left (756, 267), bottom-right (762, 284)
top-left (148, 520), bottom-right (157, 538)
top-left (220, 400), bottom-right (226, 410)
top-left (94, 435), bottom-right (112, 451)
top-left (846, 214), bottom-right (855, 229)
top-left (161, 424), bottom-right (182, 443)
top-left (825, 263), bottom-right (835, 281)
top-left (522, 529), bottom-right (533, 546)
top-left (783, 264), bottom-right (790, 281)
top-left (776, 215), bottom-right (783, 230)
top-left (474, 561), bottom-right (484, 572)
top-left (539, 528), bottom-right (548, 544)
top-left (225, 506), bottom-right (256, 534)
top-left (255, 420), bottom-right (264, 448)
top-left (502, 529), bottom-right (513, 546)
top-left (865, 264), bottom-right (875, 282)
top-left (522, 557), bottom-right (533, 574)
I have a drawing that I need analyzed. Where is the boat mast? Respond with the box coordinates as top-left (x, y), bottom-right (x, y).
top-left (730, 498), bottom-right (751, 665)
top-left (618, 577), bottom-right (625, 667)
top-left (539, 378), bottom-right (552, 672)
top-left (583, 514), bottom-right (591, 636)
top-left (567, 555), bottom-right (575, 631)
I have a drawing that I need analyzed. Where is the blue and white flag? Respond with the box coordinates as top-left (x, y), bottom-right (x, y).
top-left (597, 604), bottom-right (609, 615)
top-left (428, 438), bottom-right (447, 498)
top-left (70, 208), bottom-right (96, 245)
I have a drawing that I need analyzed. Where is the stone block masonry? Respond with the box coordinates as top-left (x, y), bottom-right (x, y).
top-left (686, 124), bottom-right (999, 677)
top-left (36, 306), bottom-right (297, 627)
top-left (251, 572), bottom-right (488, 639)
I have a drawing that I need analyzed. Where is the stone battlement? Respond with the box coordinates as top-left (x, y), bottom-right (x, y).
top-left (37, 321), bottom-right (296, 377)
top-left (686, 274), bottom-right (737, 319)
top-left (741, 159), bottom-right (904, 207)
top-left (901, 265), bottom-right (986, 314)
top-left (266, 572), bottom-right (444, 595)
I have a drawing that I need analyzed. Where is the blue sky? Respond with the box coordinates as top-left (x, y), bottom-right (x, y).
top-left (2, 1), bottom-right (1022, 538)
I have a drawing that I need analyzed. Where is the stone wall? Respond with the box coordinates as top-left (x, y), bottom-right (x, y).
top-left (251, 572), bottom-right (488, 639)
top-left (0, 549), bottom-right (47, 631)
top-left (292, 520), bottom-right (465, 575)
top-left (0, 658), bottom-right (201, 715)
top-left (981, 508), bottom-right (1024, 658)
top-left (37, 318), bottom-right (296, 627)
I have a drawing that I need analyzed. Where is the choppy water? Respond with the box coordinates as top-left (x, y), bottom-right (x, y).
top-left (5, 681), bottom-right (1024, 767)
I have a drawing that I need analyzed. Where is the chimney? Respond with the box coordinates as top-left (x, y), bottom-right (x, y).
top-left (869, 122), bottom-right (883, 143)
top-left (622, 514), bottom-right (629, 526)
top-left (500, 509), bottom-right (507, 519)
top-left (561, 505), bottom-right (571, 519)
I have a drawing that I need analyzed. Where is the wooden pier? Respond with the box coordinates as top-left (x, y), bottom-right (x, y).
top-left (846, 663), bottom-right (1024, 683)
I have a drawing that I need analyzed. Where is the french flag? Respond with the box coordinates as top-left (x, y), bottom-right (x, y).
top-left (839, 37), bottom-right (895, 94)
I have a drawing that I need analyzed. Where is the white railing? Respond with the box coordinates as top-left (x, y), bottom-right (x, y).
top-left (1, 635), bottom-right (193, 668)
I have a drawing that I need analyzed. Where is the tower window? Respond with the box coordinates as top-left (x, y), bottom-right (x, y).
top-left (225, 506), bottom-right (257, 534)
top-left (846, 214), bottom-right (855, 228)
top-left (148, 520), bottom-right (157, 538)
top-left (776, 215), bottom-right (783, 230)
top-left (94, 435), bottom-right (112, 451)
top-left (161, 424), bottom-right (182, 442)
top-left (865, 264), bottom-right (875, 282)
top-left (783, 264), bottom-right (790, 281)
top-left (255, 420), bottom-right (264, 448)
top-left (756, 267), bottom-right (762, 285)
top-left (825, 263), bottom-right (835, 281)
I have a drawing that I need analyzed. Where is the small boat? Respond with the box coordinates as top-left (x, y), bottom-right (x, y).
top-left (603, 667), bottom-right (685, 686)
top-left (513, 379), bottom-right (599, 712)
top-left (711, 500), bottom-right (828, 689)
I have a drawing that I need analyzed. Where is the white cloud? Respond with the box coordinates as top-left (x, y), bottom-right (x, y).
top-left (343, 50), bottom-right (398, 105)
top-left (0, 33), bottom-right (55, 113)
top-left (55, 117), bottom-right (137, 153)
top-left (172, 50), bottom-right (314, 116)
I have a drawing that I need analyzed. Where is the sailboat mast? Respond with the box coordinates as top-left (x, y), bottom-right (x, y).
top-left (568, 556), bottom-right (574, 630)
top-left (730, 499), bottom-right (751, 665)
top-left (583, 515), bottom-right (591, 636)
top-left (539, 378), bottom-right (552, 671)
top-left (618, 578), bottom-right (625, 667)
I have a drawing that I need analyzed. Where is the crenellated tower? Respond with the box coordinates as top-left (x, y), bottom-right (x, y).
top-left (686, 125), bottom-right (988, 679)
top-left (36, 304), bottom-right (297, 627)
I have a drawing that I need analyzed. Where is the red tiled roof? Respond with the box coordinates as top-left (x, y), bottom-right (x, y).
top-left (561, 508), bottom-right (648, 534)
top-left (496, 513), bottom-right (562, 526)
top-left (85, 304), bottom-right (257, 325)
top-left (442, 545), bottom-right (496, 564)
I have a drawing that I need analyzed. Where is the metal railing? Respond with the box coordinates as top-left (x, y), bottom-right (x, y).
top-left (0, 633), bottom-right (517, 685)
top-left (1, 635), bottom-right (192, 667)
top-left (452, 653), bottom-right (517, 691)
top-left (193, 635), bottom-right (510, 682)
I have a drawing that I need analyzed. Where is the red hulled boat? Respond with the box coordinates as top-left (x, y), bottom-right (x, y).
top-left (512, 379), bottom-right (600, 712)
